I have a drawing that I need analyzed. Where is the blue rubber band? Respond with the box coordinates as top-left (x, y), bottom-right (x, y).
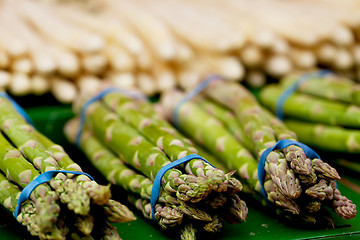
top-left (14, 170), bottom-right (94, 218)
top-left (275, 70), bottom-right (332, 120)
top-left (75, 87), bottom-right (147, 147)
top-left (258, 139), bottom-right (321, 204)
top-left (150, 154), bottom-right (214, 220)
top-left (172, 74), bottom-right (224, 128)
top-left (0, 92), bottom-right (34, 126)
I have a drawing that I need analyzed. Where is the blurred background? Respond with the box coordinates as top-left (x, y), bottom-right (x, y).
top-left (0, 0), bottom-right (359, 103)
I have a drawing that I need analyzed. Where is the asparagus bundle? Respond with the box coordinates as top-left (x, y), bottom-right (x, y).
top-left (279, 72), bottom-right (360, 106)
top-left (0, 95), bottom-right (136, 239)
top-left (65, 91), bottom-right (249, 239)
top-left (259, 72), bottom-right (360, 154)
top-left (160, 79), bottom-right (356, 227)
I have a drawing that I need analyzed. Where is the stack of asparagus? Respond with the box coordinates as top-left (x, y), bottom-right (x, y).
top-left (65, 91), bottom-right (249, 239)
top-left (159, 79), bottom-right (357, 227)
top-left (259, 72), bottom-right (360, 154)
top-left (0, 95), bottom-right (136, 239)
top-left (1, 0), bottom-right (360, 103)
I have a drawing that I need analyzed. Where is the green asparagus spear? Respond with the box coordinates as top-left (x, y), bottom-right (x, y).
top-left (0, 131), bottom-right (64, 239)
top-left (0, 97), bottom-right (91, 216)
top-left (65, 118), bottom-right (178, 205)
top-left (85, 101), bottom-right (211, 203)
top-left (285, 119), bottom-right (360, 153)
top-left (0, 171), bottom-right (44, 237)
top-left (102, 92), bottom-right (238, 193)
top-left (203, 80), bottom-right (312, 176)
top-left (33, 130), bottom-right (112, 206)
top-left (280, 72), bottom-right (360, 105)
top-left (161, 90), bottom-right (259, 192)
top-left (259, 84), bottom-right (360, 128)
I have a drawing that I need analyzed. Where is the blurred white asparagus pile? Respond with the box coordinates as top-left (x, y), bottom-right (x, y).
top-left (0, 0), bottom-right (360, 103)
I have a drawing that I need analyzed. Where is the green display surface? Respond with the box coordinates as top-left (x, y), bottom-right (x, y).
top-left (0, 97), bottom-right (358, 240)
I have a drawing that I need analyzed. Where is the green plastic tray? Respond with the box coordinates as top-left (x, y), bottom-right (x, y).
top-left (1, 95), bottom-right (359, 240)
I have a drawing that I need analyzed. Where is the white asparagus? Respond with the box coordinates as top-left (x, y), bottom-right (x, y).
top-left (31, 75), bottom-right (50, 95)
top-left (76, 75), bottom-right (102, 96)
top-left (138, 0), bottom-right (244, 52)
top-left (245, 70), bottom-right (266, 88)
top-left (264, 54), bottom-right (293, 77)
top-left (151, 61), bottom-right (177, 92)
top-left (289, 48), bottom-right (317, 69)
top-left (332, 48), bottom-right (354, 70)
top-left (107, 0), bottom-right (177, 61)
top-left (49, 45), bottom-right (81, 79)
top-left (51, 77), bottom-right (78, 103)
top-left (315, 43), bottom-right (338, 65)
top-left (0, 21), bottom-right (28, 58)
top-left (11, 57), bottom-right (34, 74)
top-left (0, 71), bottom-right (11, 89)
top-left (55, 4), bottom-right (145, 56)
top-left (239, 44), bottom-right (264, 68)
top-left (104, 44), bottom-right (136, 72)
top-left (330, 26), bottom-right (355, 47)
top-left (106, 72), bottom-right (136, 90)
top-left (81, 53), bottom-right (108, 75)
top-left (0, 3), bottom-right (57, 74)
top-left (198, 54), bottom-right (245, 81)
top-left (17, 0), bottom-right (104, 53)
top-left (8, 72), bottom-right (32, 96)
top-left (0, 50), bottom-right (10, 69)
top-left (136, 72), bottom-right (158, 96)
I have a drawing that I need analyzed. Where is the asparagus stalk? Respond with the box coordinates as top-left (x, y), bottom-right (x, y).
top-left (161, 90), bottom-right (259, 193)
top-left (285, 119), bottom-right (360, 153)
top-left (33, 130), bottom-right (112, 206)
top-left (201, 81), bottom-right (311, 198)
top-left (0, 171), bottom-right (43, 237)
top-left (0, 97), bottom-right (94, 217)
top-left (203, 80), bottom-right (312, 176)
top-left (127, 194), bottom-right (184, 229)
top-left (84, 101), bottom-right (211, 203)
top-left (280, 73), bottom-right (360, 105)
top-left (165, 81), bottom-right (357, 221)
top-left (194, 96), bottom-right (254, 152)
top-left (180, 223), bottom-right (196, 240)
top-left (65, 118), bottom-right (177, 205)
top-left (259, 84), bottom-right (360, 128)
top-left (0, 131), bottom-right (65, 239)
top-left (66, 118), bottom-right (242, 237)
top-left (102, 92), bottom-right (239, 193)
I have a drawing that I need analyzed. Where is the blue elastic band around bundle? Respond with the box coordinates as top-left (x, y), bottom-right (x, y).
top-left (150, 154), bottom-right (214, 220)
top-left (0, 92), bottom-right (34, 126)
top-left (258, 139), bottom-right (321, 204)
top-left (275, 70), bottom-right (332, 120)
top-left (75, 87), bottom-right (147, 147)
top-left (14, 170), bottom-right (94, 218)
top-left (172, 74), bottom-right (224, 128)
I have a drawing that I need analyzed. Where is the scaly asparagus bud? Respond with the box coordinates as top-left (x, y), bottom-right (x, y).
top-left (331, 181), bottom-right (357, 219)
top-left (282, 145), bottom-right (312, 175)
top-left (103, 199), bottom-right (136, 223)
top-left (305, 179), bottom-right (334, 201)
top-left (228, 194), bottom-right (248, 222)
top-left (264, 179), bottom-right (300, 214)
top-left (180, 223), bottom-right (196, 240)
top-left (203, 215), bottom-right (222, 233)
top-left (311, 158), bottom-right (341, 180)
top-left (264, 151), bottom-right (301, 199)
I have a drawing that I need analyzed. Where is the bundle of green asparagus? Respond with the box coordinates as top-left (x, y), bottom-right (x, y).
top-left (159, 79), bottom-right (356, 227)
top-left (64, 90), bottom-right (249, 239)
top-left (259, 71), bottom-right (360, 153)
top-left (0, 95), bottom-right (136, 240)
